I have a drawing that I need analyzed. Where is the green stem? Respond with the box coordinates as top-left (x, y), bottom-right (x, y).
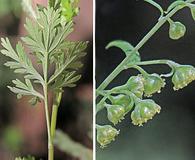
top-left (51, 91), bottom-right (62, 139)
top-left (96, 6), bottom-right (182, 99)
top-left (135, 59), bottom-right (177, 66)
top-left (43, 85), bottom-right (53, 160)
top-left (43, 53), bottom-right (53, 160)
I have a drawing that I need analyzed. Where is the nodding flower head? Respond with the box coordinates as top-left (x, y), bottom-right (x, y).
top-left (172, 65), bottom-right (195, 90)
top-left (143, 73), bottom-right (165, 97)
top-left (169, 21), bottom-right (186, 40)
top-left (96, 125), bottom-right (119, 148)
top-left (131, 99), bottom-right (161, 126)
top-left (110, 94), bottom-right (134, 114)
top-left (106, 104), bottom-right (126, 125)
top-left (126, 75), bottom-right (145, 98)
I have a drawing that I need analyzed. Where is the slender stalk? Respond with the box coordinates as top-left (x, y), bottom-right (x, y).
top-left (43, 85), bottom-right (53, 160)
top-left (43, 52), bottom-right (53, 160)
top-left (96, 6), bottom-right (182, 99)
top-left (51, 91), bottom-right (62, 139)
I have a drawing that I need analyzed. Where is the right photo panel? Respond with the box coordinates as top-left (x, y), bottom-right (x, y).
top-left (96, 1), bottom-right (195, 160)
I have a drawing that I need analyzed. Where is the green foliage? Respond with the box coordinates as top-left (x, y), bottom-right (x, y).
top-left (96, 0), bottom-right (195, 148)
top-left (0, 7), bottom-right (87, 103)
top-left (60, 0), bottom-right (80, 22)
top-left (106, 40), bottom-right (140, 63)
top-left (54, 130), bottom-right (92, 160)
top-left (0, 2), bottom-right (87, 160)
top-left (15, 156), bottom-right (35, 160)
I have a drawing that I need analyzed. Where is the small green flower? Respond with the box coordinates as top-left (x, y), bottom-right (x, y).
top-left (172, 65), bottom-right (195, 90)
top-left (60, 0), bottom-right (79, 22)
top-left (110, 94), bottom-right (134, 114)
top-left (126, 75), bottom-right (145, 98)
top-left (169, 21), bottom-right (186, 40)
top-left (143, 73), bottom-right (165, 97)
top-left (96, 125), bottom-right (119, 148)
top-left (106, 104), bottom-right (126, 125)
top-left (131, 99), bottom-right (161, 126)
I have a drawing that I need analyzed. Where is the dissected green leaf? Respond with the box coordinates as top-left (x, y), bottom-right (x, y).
top-left (49, 41), bottom-right (88, 89)
top-left (54, 130), bottom-right (92, 160)
top-left (8, 79), bottom-right (44, 100)
top-left (0, 6), bottom-right (87, 102)
top-left (1, 38), bottom-right (43, 84)
top-left (106, 40), bottom-right (141, 63)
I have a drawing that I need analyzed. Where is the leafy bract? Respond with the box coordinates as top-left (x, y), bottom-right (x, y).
top-left (106, 40), bottom-right (141, 63)
top-left (144, 0), bottom-right (164, 18)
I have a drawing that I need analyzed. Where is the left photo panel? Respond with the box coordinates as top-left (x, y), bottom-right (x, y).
top-left (0, 0), bottom-right (93, 160)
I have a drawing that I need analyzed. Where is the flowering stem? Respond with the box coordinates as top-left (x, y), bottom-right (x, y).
top-left (96, 6), bottom-right (183, 100)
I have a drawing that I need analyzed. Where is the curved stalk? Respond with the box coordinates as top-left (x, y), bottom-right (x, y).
top-left (96, 6), bottom-right (184, 99)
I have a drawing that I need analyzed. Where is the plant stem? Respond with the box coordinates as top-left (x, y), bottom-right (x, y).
top-left (43, 85), bottom-right (53, 160)
top-left (43, 52), bottom-right (53, 160)
top-left (51, 91), bottom-right (62, 139)
top-left (135, 59), bottom-right (176, 66)
top-left (96, 6), bottom-right (182, 99)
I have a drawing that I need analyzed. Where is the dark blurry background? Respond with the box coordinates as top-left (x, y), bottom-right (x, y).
top-left (0, 0), bottom-right (93, 160)
top-left (96, 0), bottom-right (195, 160)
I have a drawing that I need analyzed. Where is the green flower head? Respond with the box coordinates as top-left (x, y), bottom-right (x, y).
top-left (106, 104), bottom-right (126, 125)
top-left (172, 65), bottom-right (195, 90)
top-left (110, 94), bottom-right (134, 114)
top-left (143, 73), bottom-right (165, 97)
top-left (126, 75), bottom-right (145, 98)
top-left (169, 21), bottom-right (186, 40)
top-left (96, 125), bottom-right (119, 148)
top-left (131, 99), bottom-right (161, 126)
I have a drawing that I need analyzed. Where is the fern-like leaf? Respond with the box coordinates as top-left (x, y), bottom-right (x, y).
top-left (8, 79), bottom-right (44, 99)
top-left (1, 38), bottom-right (43, 84)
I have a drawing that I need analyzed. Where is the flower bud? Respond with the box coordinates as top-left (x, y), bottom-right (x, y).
top-left (169, 21), bottom-right (186, 40)
top-left (110, 94), bottom-right (134, 114)
top-left (131, 99), bottom-right (161, 126)
top-left (143, 73), bottom-right (165, 97)
top-left (96, 125), bottom-right (119, 148)
top-left (126, 75), bottom-right (145, 98)
top-left (106, 104), bottom-right (126, 125)
top-left (172, 65), bottom-right (195, 90)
